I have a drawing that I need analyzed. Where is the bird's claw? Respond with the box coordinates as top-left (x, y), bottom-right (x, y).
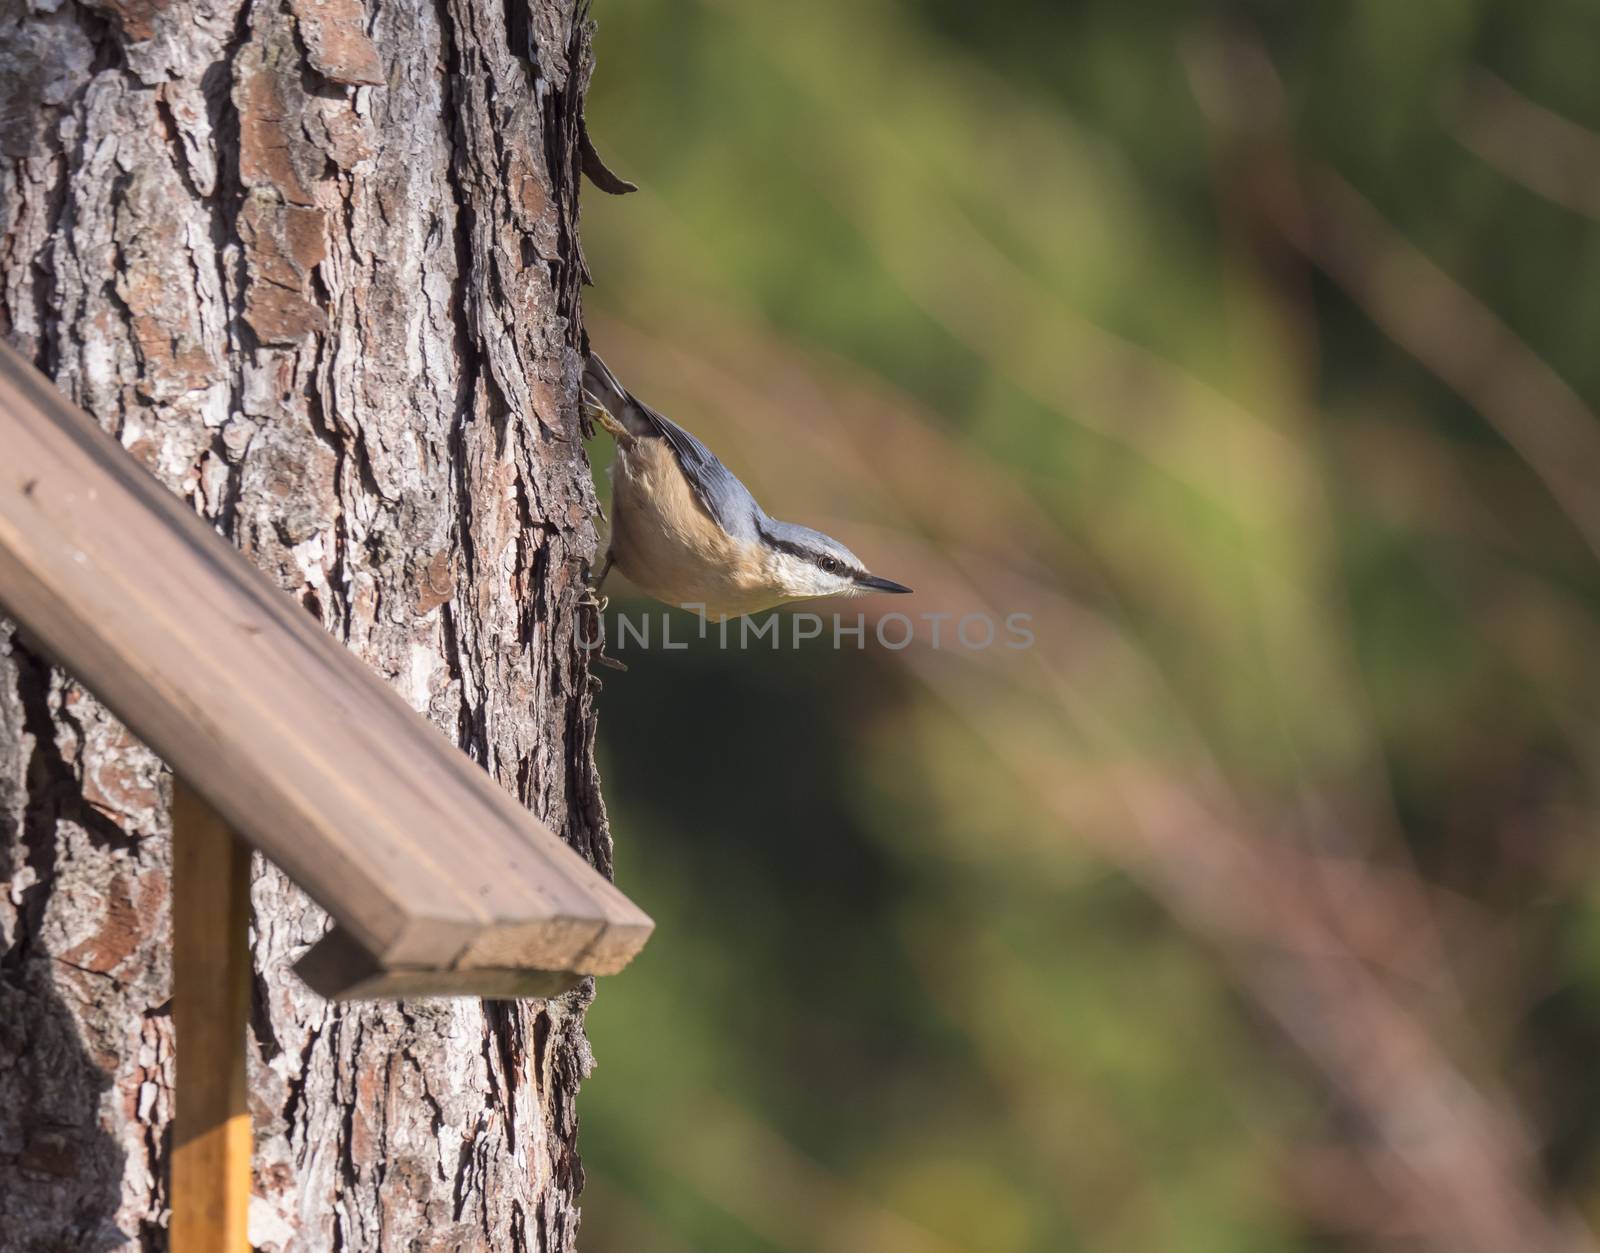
top-left (577, 582), bottom-right (626, 671)
top-left (582, 393), bottom-right (630, 441)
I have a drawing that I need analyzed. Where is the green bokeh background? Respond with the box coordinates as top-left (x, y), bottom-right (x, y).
top-left (574, 2), bottom-right (1600, 1249)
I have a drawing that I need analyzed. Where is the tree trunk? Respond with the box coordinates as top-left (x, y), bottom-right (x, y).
top-left (0, 0), bottom-right (611, 1246)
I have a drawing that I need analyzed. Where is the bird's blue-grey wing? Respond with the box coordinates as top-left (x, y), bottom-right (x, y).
top-left (630, 396), bottom-right (763, 542)
top-left (583, 350), bottom-right (762, 541)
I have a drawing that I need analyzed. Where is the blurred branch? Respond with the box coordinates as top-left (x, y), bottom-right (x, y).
top-left (1183, 23), bottom-right (1600, 567)
top-left (1275, 169), bottom-right (1600, 565)
top-left (1444, 68), bottom-right (1600, 220)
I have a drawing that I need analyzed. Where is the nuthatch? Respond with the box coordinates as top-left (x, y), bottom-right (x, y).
top-left (582, 352), bottom-right (912, 620)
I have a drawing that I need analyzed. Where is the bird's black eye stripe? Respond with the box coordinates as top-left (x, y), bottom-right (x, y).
top-left (758, 527), bottom-right (853, 577)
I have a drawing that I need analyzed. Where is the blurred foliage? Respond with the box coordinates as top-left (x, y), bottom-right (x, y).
top-left (574, 1), bottom-right (1600, 1249)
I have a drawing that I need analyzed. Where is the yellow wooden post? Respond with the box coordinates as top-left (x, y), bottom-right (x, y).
top-left (171, 779), bottom-right (253, 1253)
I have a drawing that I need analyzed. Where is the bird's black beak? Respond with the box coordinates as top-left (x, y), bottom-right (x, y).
top-left (855, 573), bottom-right (913, 595)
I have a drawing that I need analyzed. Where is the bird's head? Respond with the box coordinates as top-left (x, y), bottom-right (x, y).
top-left (755, 521), bottom-right (913, 604)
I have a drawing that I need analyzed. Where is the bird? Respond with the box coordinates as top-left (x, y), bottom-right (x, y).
top-left (581, 351), bottom-right (912, 621)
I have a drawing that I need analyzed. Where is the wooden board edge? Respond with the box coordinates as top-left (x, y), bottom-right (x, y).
top-left (295, 925), bottom-right (592, 1000)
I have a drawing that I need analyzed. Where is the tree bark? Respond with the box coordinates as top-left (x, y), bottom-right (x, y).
top-left (0, 0), bottom-right (611, 1246)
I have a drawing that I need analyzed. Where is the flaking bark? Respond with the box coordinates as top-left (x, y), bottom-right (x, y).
top-left (0, 0), bottom-right (613, 1247)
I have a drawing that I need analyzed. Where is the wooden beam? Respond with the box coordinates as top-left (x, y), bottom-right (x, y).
top-left (0, 341), bottom-right (651, 994)
top-left (171, 780), bottom-right (253, 1253)
top-left (295, 925), bottom-right (584, 1000)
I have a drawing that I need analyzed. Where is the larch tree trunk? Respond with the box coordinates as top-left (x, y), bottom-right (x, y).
top-left (0, 0), bottom-right (616, 1246)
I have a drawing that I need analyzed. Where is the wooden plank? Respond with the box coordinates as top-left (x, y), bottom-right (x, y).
top-left (0, 341), bottom-right (652, 989)
top-left (294, 926), bottom-right (584, 1000)
top-left (170, 780), bottom-right (253, 1253)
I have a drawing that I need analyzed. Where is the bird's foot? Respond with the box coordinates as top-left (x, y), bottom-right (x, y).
top-left (577, 583), bottom-right (627, 672)
top-left (582, 393), bottom-right (630, 441)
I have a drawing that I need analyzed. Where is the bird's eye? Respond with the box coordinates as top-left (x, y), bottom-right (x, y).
top-left (819, 557), bottom-right (840, 574)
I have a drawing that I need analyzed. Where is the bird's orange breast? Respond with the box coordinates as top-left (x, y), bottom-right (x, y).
top-left (607, 437), bottom-right (781, 619)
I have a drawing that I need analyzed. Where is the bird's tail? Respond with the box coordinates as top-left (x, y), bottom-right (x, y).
top-left (582, 351), bottom-right (651, 438)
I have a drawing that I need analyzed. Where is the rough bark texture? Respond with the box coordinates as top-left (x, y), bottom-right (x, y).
top-left (0, 0), bottom-right (613, 1246)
